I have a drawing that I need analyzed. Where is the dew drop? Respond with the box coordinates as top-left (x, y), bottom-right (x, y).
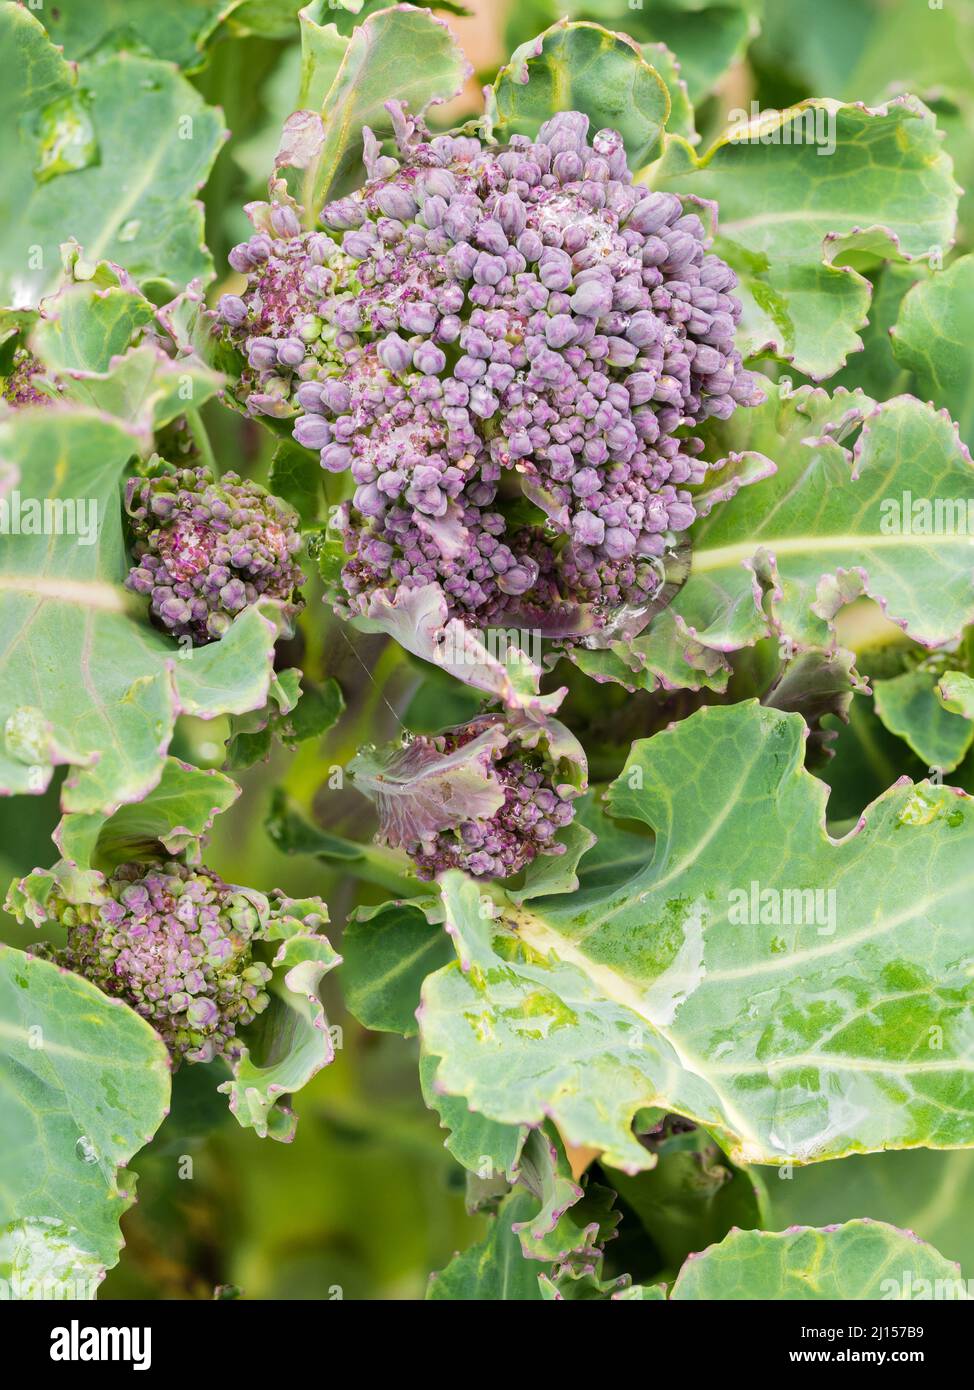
top-left (34, 91), bottom-right (99, 184)
top-left (75, 1135), bottom-right (98, 1164)
top-left (117, 219), bottom-right (141, 243)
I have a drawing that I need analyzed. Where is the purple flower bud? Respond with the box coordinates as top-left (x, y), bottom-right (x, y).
top-left (38, 862), bottom-right (326, 1063)
top-left (216, 111), bottom-right (760, 647)
top-left (570, 281), bottom-right (613, 318)
top-left (277, 338), bottom-right (307, 367)
top-left (270, 204), bottom-right (301, 238)
top-left (538, 249), bottom-right (573, 291)
top-left (544, 314), bottom-right (577, 349)
top-left (375, 185), bottom-right (418, 220)
top-left (322, 444), bottom-right (352, 472)
top-left (538, 111), bottom-right (590, 154)
top-left (626, 310), bottom-right (664, 348)
top-left (668, 501), bottom-right (696, 531)
top-left (475, 219), bottom-right (509, 255)
top-left (473, 253), bottom-right (507, 286)
top-left (435, 314), bottom-right (462, 343)
top-left (247, 337), bottom-right (278, 370)
top-left (293, 415), bottom-right (331, 450)
top-left (495, 192), bottom-right (527, 238)
top-left (218, 294), bottom-right (247, 326)
top-left (296, 381), bottom-right (325, 412)
top-left (497, 557), bottom-right (540, 595)
top-left (321, 196), bottom-right (365, 229)
top-left (573, 510), bottom-right (605, 546)
top-left (626, 193), bottom-right (682, 235)
top-left (414, 343), bottom-right (446, 375)
top-left (378, 333), bottom-right (413, 374)
top-left (604, 526), bottom-right (637, 560)
top-left (627, 371), bottom-right (657, 405)
top-left (228, 244), bottom-right (254, 273)
top-left (343, 228), bottom-right (376, 259)
top-left (400, 301), bottom-right (438, 334)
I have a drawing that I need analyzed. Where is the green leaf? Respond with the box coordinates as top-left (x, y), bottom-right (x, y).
top-left (939, 671), bottom-right (974, 720)
top-left (613, 1282), bottom-right (666, 1300)
top-left (29, 274), bottom-right (222, 445)
top-left (0, 943), bottom-right (170, 1280)
top-left (229, 0), bottom-right (470, 46)
top-left (224, 669), bottom-right (301, 770)
top-left (0, 1217), bottom-right (106, 1301)
top-left (224, 671), bottom-right (342, 769)
top-left (427, 1128), bottom-right (624, 1300)
top-left (753, 0), bottom-right (974, 244)
top-left (265, 786), bottom-right (366, 865)
top-left (668, 1220), bottom-right (969, 1300)
top-left (830, 261), bottom-right (927, 401)
top-left (891, 255), bottom-right (974, 450)
top-left (641, 41), bottom-right (696, 149)
top-left (509, 818), bottom-right (598, 904)
top-left (343, 900), bottom-right (453, 1036)
top-left (427, 1190), bottom-right (548, 1300)
top-left (503, 0), bottom-right (759, 106)
top-left (819, 693), bottom-right (926, 826)
top-left (515, 1127), bottom-right (621, 1265)
top-left (570, 790), bottom-right (655, 893)
top-left (300, 5), bottom-right (469, 218)
top-left (219, 900), bottom-right (341, 1141)
top-left (32, 277), bottom-right (156, 373)
top-left (488, 20), bottom-right (670, 167)
top-left (873, 668), bottom-right (974, 774)
top-left (420, 1053), bottom-right (526, 1181)
top-left (583, 385), bottom-right (974, 695)
top-left (763, 647), bottom-right (862, 765)
top-left (0, 4), bottom-right (225, 308)
top-left (633, 1), bottom-right (757, 105)
top-left (769, 1148), bottom-right (974, 1274)
top-left (268, 437), bottom-right (323, 527)
top-left (297, 0), bottom-right (356, 112)
top-left (0, 407), bottom-right (285, 813)
top-left (654, 97), bottom-right (960, 379)
top-left (41, 0), bottom-right (236, 71)
top-left (420, 702), bottom-right (974, 1171)
top-left (54, 756), bottom-right (240, 872)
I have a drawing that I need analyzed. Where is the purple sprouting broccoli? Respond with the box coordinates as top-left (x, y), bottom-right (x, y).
top-left (125, 464), bottom-right (305, 644)
top-left (218, 108), bottom-right (762, 644)
top-left (39, 861), bottom-right (277, 1063)
top-left (349, 711), bottom-right (587, 880)
top-left (1, 347), bottom-right (59, 407)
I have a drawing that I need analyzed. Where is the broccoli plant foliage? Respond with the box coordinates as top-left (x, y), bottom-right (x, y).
top-left (1, 0), bottom-right (974, 1309)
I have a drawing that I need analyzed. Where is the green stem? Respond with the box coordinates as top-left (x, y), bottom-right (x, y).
top-left (186, 406), bottom-right (216, 473)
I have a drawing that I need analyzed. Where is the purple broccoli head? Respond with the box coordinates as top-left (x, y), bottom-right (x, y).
top-left (349, 711), bottom-right (587, 881)
top-left (219, 108), bottom-right (762, 644)
top-left (1, 347), bottom-right (59, 407)
top-left (42, 862), bottom-right (276, 1063)
top-left (124, 465), bottom-right (305, 645)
